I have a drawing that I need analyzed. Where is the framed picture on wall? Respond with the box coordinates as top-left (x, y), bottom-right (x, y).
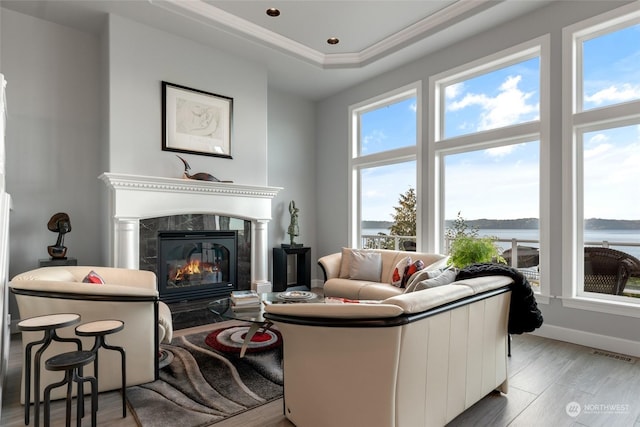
top-left (162, 81), bottom-right (233, 159)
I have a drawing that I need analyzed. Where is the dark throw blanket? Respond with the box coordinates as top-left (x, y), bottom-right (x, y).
top-left (456, 263), bottom-right (543, 334)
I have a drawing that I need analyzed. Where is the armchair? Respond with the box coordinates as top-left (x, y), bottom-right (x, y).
top-left (583, 247), bottom-right (640, 295)
top-left (9, 266), bottom-right (173, 404)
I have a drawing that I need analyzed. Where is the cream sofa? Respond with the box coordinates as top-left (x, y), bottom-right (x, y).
top-left (319, 248), bottom-right (449, 299)
top-left (9, 266), bottom-right (173, 403)
top-left (265, 274), bottom-right (513, 427)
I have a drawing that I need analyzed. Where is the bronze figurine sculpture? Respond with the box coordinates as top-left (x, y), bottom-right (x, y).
top-left (47, 212), bottom-right (71, 259)
top-left (287, 201), bottom-right (301, 247)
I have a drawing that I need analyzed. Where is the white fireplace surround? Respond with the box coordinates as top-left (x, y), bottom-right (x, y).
top-left (100, 173), bottom-right (281, 289)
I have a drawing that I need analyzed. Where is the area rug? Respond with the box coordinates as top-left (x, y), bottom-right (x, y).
top-left (127, 321), bottom-right (283, 427)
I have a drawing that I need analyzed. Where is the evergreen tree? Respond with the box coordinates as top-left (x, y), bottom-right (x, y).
top-left (389, 187), bottom-right (416, 237)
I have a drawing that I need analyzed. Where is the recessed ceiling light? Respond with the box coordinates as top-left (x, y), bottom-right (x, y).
top-left (266, 8), bottom-right (280, 17)
top-left (327, 37), bottom-right (340, 45)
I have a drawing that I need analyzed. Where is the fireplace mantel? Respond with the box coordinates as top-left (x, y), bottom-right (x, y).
top-left (100, 173), bottom-right (281, 288)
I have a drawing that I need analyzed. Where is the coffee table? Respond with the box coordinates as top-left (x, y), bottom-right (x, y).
top-left (208, 291), bottom-right (321, 357)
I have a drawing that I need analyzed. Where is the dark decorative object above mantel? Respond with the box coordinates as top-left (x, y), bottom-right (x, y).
top-left (47, 212), bottom-right (71, 259)
top-left (176, 155), bottom-right (233, 183)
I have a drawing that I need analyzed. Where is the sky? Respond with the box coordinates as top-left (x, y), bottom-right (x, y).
top-left (359, 22), bottom-right (640, 223)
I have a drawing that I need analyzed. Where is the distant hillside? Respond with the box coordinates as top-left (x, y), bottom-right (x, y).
top-left (363, 218), bottom-right (640, 230)
top-left (361, 220), bottom-right (393, 230)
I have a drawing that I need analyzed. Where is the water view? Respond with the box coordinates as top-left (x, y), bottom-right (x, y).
top-left (362, 228), bottom-right (640, 259)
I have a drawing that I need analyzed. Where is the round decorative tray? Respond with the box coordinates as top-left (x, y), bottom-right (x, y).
top-left (276, 290), bottom-right (316, 301)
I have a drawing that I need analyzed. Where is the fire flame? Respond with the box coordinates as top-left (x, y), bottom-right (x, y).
top-left (173, 259), bottom-right (214, 281)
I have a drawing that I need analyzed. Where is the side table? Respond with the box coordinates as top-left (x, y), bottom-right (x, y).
top-left (272, 247), bottom-right (311, 292)
top-left (38, 257), bottom-right (78, 267)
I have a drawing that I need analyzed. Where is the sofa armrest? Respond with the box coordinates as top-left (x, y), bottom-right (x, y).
top-left (264, 301), bottom-right (403, 319)
top-left (318, 253), bottom-right (342, 281)
top-left (10, 280), bottom-right (159, 300)
top-left (11, 267), bottom-right (158, 291)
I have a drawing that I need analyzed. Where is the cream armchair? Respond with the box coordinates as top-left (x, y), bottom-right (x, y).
top-left (9, 266), bottom-right (173, 404)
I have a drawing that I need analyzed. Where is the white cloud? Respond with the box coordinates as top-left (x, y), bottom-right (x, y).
top-left (447, 75), bottom-right (538, 131)
top-left (485, 145), bottom-right (515, 158)
top-left (409, 102), bottom-right (417, 113)
top-left (362, 129), bottom-right (386, 151)
top-left (445, 82), bottom-right (464, 99)
top-left (584, 83), bottom-right (640, 106)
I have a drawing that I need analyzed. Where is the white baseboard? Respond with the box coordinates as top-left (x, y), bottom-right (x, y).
top-left (532, 324), bottom-right (640, 358)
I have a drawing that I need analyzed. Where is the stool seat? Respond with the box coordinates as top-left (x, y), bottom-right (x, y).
top-left (45, 351), bottom-right (95, 371)
top-left (18, 313), bottom-right (80, 331)
top-left (75, 320), bottom-right (124, 336)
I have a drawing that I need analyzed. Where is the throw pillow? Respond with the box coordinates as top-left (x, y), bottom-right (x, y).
top-left (412, 268), bottom-right (457, 291)
top-left (339, 247), bottom-right (355, 278)
top-left (348, 250), bottom-right (382, 282)
top-left (402, 259), bottom-right (425, 288)
top-left (82, 270), bottom-right (105, 284)
top-left (391, 256), bottom-right (412, 287)
top-left (404, 268), bottom-right (444, 293)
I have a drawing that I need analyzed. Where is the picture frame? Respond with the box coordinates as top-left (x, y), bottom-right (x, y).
top-left (162, 81), bottom-right (233, 159)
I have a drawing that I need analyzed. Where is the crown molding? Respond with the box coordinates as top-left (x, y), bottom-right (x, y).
top-left (149, 0), bottom-right (496, 69)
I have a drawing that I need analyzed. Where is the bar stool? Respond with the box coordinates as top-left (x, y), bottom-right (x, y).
top-left (18, 313), bottom-right (82, 427)
top-left (43, 350), bottom-right (97, 427)
top-left (75, 320), bottom-right (126, 417)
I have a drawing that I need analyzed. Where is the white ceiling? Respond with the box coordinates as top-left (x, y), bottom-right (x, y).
top-left (0, 0), bottom-right (550, 100)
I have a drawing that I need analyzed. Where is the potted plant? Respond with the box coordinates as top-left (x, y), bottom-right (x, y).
top-left (445, 213), bottom-right (505, 269)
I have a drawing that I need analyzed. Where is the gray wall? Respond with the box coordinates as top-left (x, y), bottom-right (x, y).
top-left (315, 0), bottom-right (639, 344)
top-left (106, 14), bottom-right (268, 184)
top-left (1, 9), bottom-right (103, 277)
top-left (267, 87), bottom-right (317, 281)
top-left (0, 9), bottom-right (316, 318)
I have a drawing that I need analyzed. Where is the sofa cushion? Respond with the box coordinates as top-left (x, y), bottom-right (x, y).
top-left (409, 268), bottom-right (457, 292)
top-left (391, 256), bottom-right (411, 287)
top-left (13, 268), bottom-right (76, 282)
top-left (383, 284), bottom-right (475, 313)
top-left (347, 250), bottom-right (382, 282)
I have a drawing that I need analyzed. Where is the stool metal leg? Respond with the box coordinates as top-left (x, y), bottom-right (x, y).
top-left (23, 334), bottom-right (47, 425)
top-left (43, 372), bottom-right (72, 427)
top-left (102, 341), bottom-right (126, 417)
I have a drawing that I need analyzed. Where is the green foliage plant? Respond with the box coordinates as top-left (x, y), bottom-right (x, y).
top-left (445, 212), bottom-right (505, 268)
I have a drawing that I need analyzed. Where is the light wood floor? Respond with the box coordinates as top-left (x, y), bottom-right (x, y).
top-left (2, 330), bottom-right (638, 426)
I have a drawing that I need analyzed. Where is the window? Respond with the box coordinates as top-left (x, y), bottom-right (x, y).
top-left (431, 36), bottom-right (549, 295)
top-left (563, 2), bottom-right (640, 309)
top-left (349, 83), bottom-right (419, 250)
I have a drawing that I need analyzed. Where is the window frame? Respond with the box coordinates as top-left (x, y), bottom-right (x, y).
top-left (429, 35), bottom-right (550, 302)
top-left (348, 82), bottom-right (422, 249)
top-left (562, 1), bottom-right (640, 316)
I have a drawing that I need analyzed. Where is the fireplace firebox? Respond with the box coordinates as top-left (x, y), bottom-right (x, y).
top-left (158, 230), bottom-right (237, 303)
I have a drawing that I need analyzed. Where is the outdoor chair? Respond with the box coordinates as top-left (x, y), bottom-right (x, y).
top-left (583, 247), bottom-right (640, 295)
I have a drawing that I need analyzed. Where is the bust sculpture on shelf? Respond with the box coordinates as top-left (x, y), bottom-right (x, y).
top-left (47, 212), bottom-right (71, 259)
top-left (284, 200), bottom-right (302, 248)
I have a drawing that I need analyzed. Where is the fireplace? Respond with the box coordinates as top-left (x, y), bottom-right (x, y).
top-left (157, 230), bottom-right (237, 303)
top-left (99, 173), bottom-right (281, 291)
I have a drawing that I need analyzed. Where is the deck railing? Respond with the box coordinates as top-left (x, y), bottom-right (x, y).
top-left (361, 234), bottom-right (640, 293)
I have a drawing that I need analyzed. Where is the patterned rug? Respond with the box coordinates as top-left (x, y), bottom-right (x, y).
top-left (127, 321), bottom-right (283, 427)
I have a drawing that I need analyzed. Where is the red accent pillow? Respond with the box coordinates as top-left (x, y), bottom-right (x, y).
top-left (391, 257), bottom-right (411, 287)
top-left (402, 260), bottom-right (425, 288)
top-left (82, 270), bottom-right (105, 284)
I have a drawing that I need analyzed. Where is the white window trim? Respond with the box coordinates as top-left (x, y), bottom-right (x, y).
top-left (429, 35), bottom-right (550, 303)
top-left (562, 1), bottom-right (640, 316)
top-left (348, 81), bottom-right (422, 249)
